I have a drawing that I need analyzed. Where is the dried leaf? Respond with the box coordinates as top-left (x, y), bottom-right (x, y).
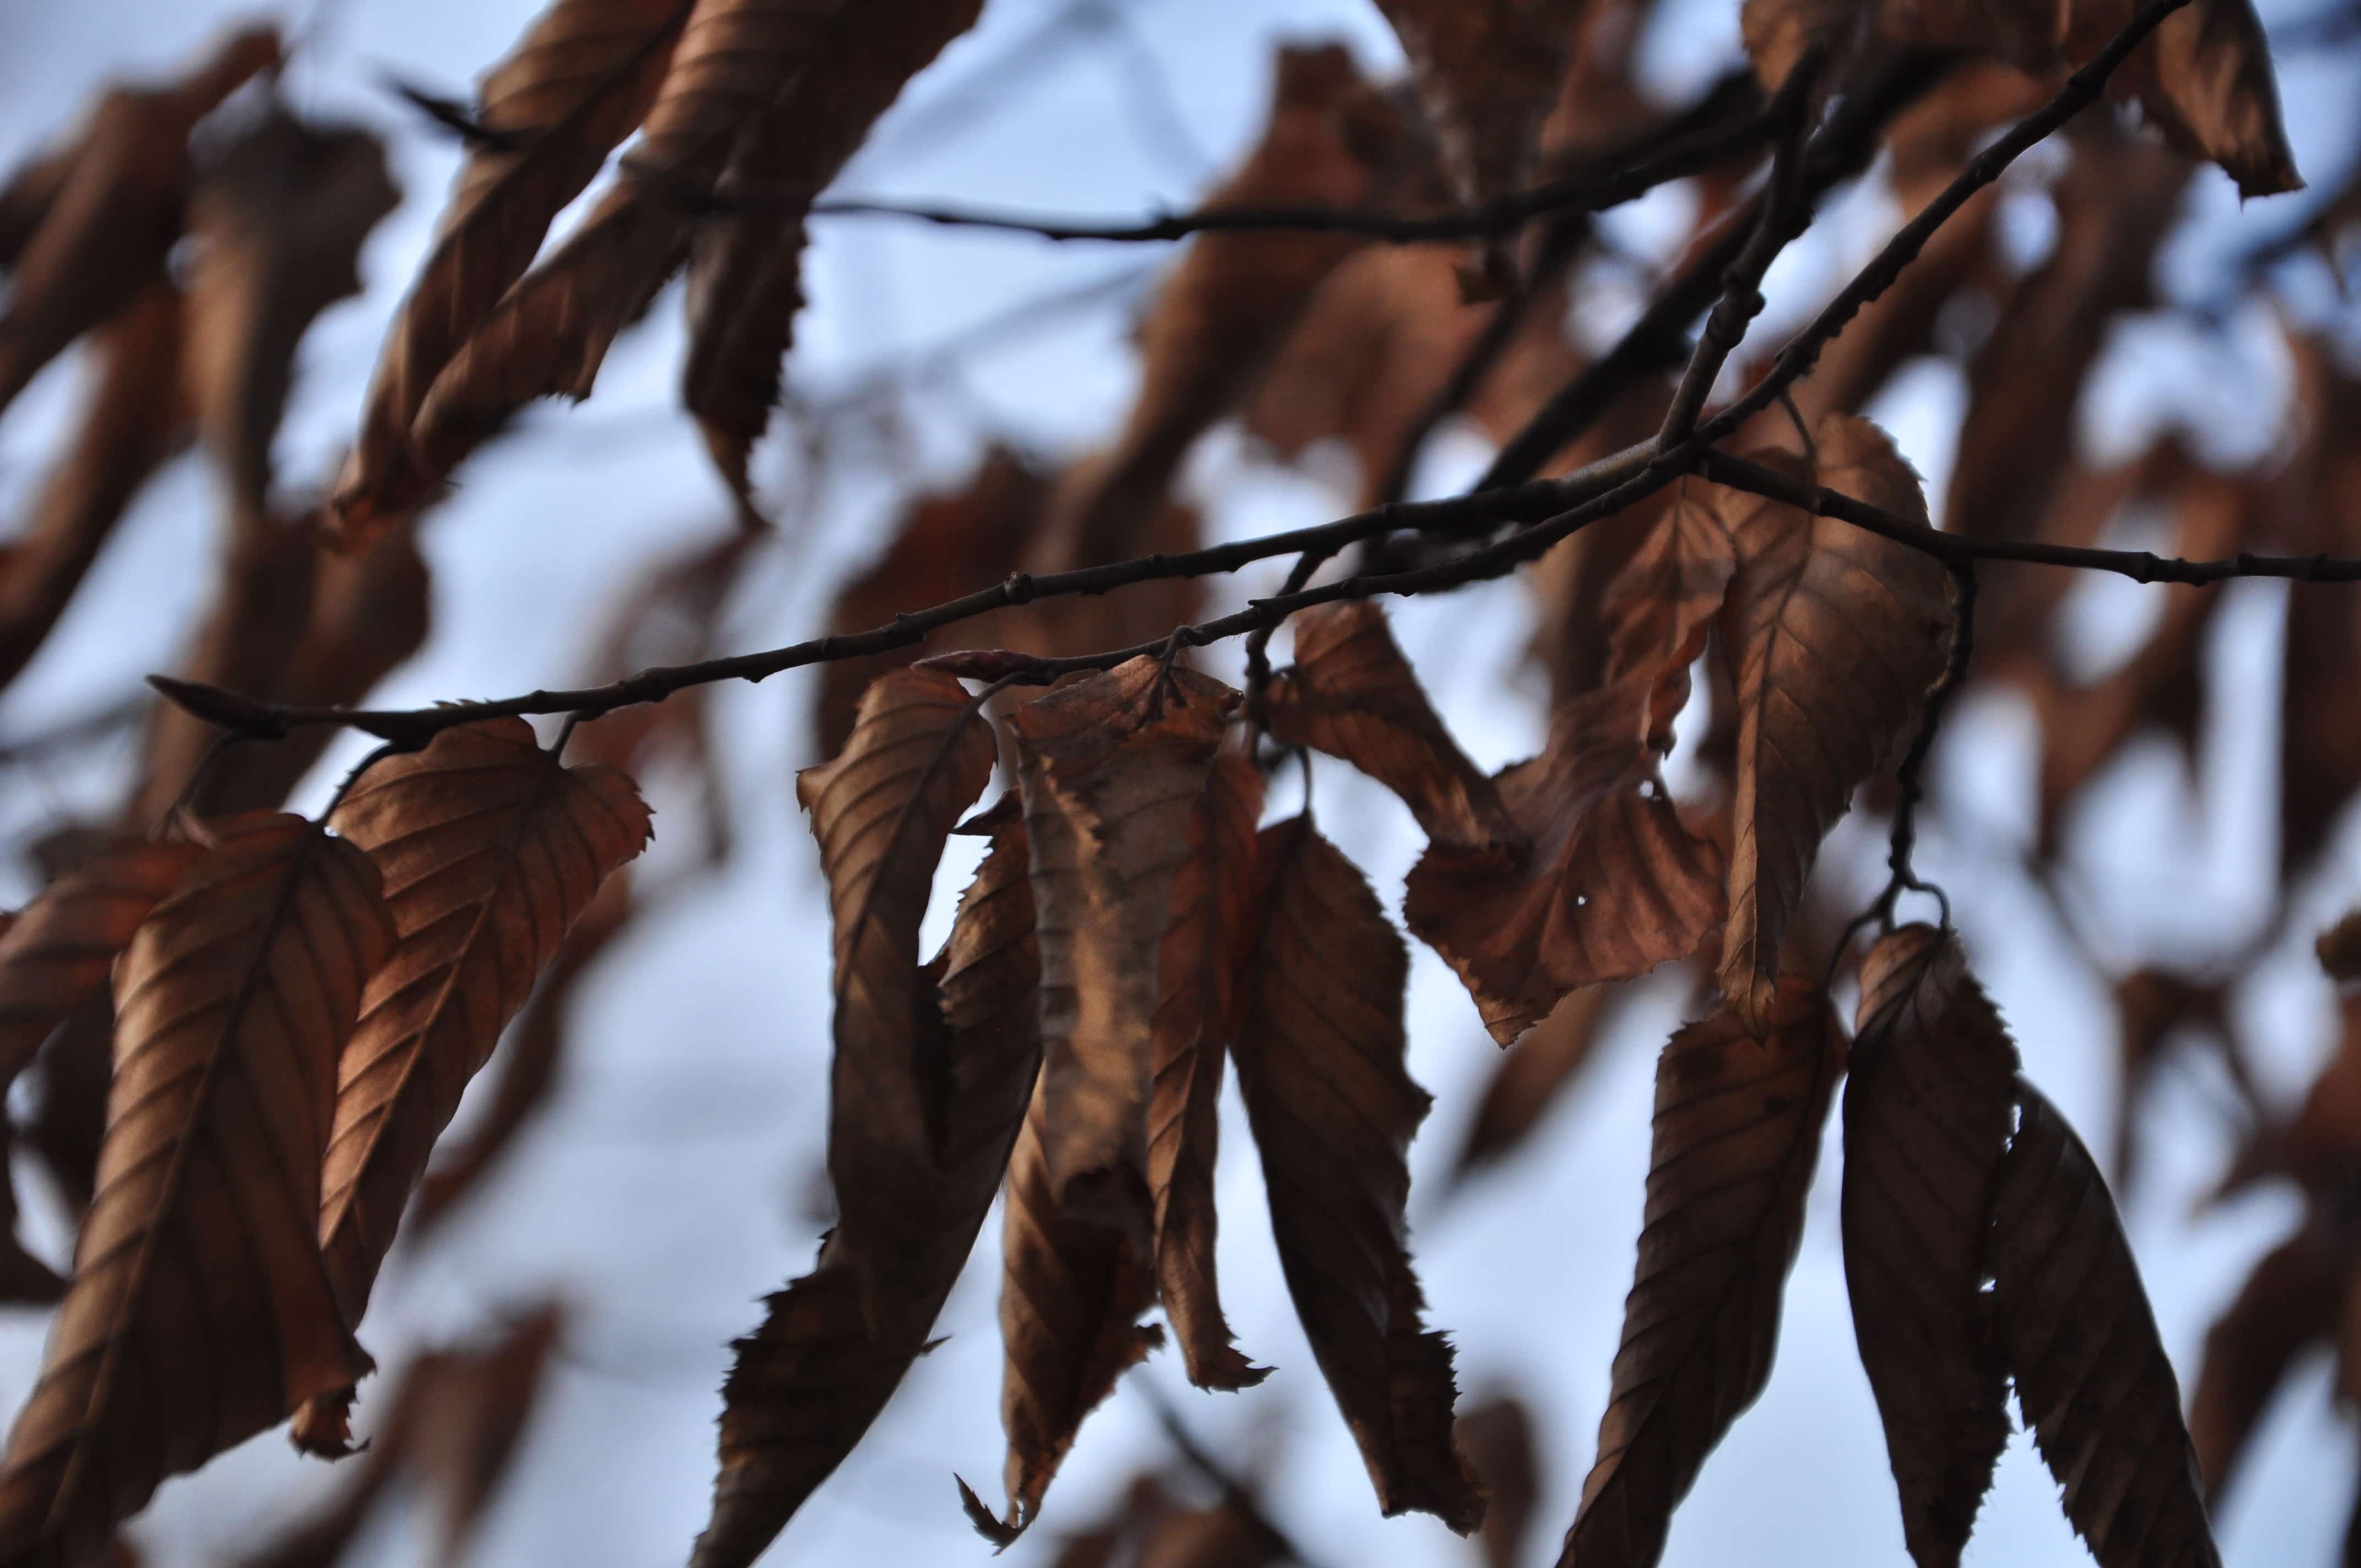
top-left (1145, 748), bottom-right (1265, 1390)
top-left (1231, 815), bottom-right (1482, 1533)
top-left (180, 111), bottom-right (398, 523)
top-left (1562, 980), bottom-right (1844, 1568)
top-left (1597, 478), bottom-right (1742, 753)
top-left (682, 0), bottom-right (983, 499)
top-left (404, 0), bottom-right (846, 501)
top-left (1988, 1080), bottom-right (2221, 1568)
top-left (1404, 676), bottom-right (1724, 1044)
top-left (1718, 415), bottom-right (1952, 1026)
top-left (962, 1079), bottom-right (1163, 1545)
top-left (311, 721), bottom-right (650, 1336)
top-left (0, 839), bottom-right (197, 1091)
top-left (0, 282), bottom-right (189, 695)
top-left (0, 813), bottom-right (393, 1564)
top-left (2186, 1222), bottom-right (2341, 1506)
top-left (1843, 926), bottom-right (2018, 1568)
top-left (1008, 656), bottom-right (1238, 1205)
top-left (1265, 601), bottom-right (1521, 851)
top-left (797, 668), bottom-right (995, 1329)
top-left (0, 26), bottom-right (280, 420)
top-left (698, 799), bottom-right (1041, 1567)
top-left (330, 0), bottom-right (689, 543)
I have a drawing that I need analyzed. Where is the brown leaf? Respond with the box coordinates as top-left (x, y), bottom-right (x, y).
top-left (1008, 657), bottom-right (1238, 1205)
top-left (404, 0), bottom-right (846, 502)
top-left (2060, 0), bottom-right (2300, 198)
top-left (312, 721), bottom-right (651, 1333)
top-left (0, 282), bottom-right (189, 695)
top-left (1145, 747), bottom-right (1265, 1391)
top-left (0, 1117), bottom-right (64, 1309)
top-left (0, 839), bottom-right (197, 1091)
top-left (181, 111), bottom-right (398, 524)
top-left (2212, 993), bottom-right (2361, 1205)
top-left (2110, 968), bottom-right (2231, 1193)
top-left (1561, 980), bottom-right (1844, 1568)
top-left (0, 813), bottom-right (393, 1564)
top-left (0, 144), bottom-right (79, 272)
top-left (682, 0), bottom-right (983, 500)
top-left (1988, 1080), bottom-right (2221, 1568)
top-left (1459, 1395), bottom-right (1542, 1568)
top-left (2186, 1222), bottom-right (2341, 1506)
top-left (697, 798), bottom-right (1041, 1568)
top-left (1843, 926), bottom-right (2018, 1568)
top-left (0, 25), bottom-right (280, 420)
top-left (1404, 676), bottom-right (1724, 1044)
top-left (962, 1078), bottom-right (1164, 1545)
top-left (797, 668), bottom-right (995, 1329)
top-left (2282, 586), bottom-right (2361, 880)
top-left (329, 0), bottom-right (690, 544)
top-left (1448, 979), bottom-right (1642, 1185)
top-left (1231, 815), bottom-right (1483, 1533)
top-left (1597, 478), bottom-right (1742, 753)
top-left (1717, 415), bottom-right (1953, 1026)
top-left (21, 999), bottom-right (112, 1224)
top-left (1265, 601), bottom-right (1521, 852)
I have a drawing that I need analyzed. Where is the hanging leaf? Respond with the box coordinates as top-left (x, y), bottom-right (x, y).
top-left (0, 813), bottom-right (393, 1564)
top-left (1843, 925), bottom-right (2018, 1568)
top-left (961, 1079), bottom-right (1163, 1547)
top-left (0, 838), bottom-right (197, 1090)
top-left (1231, 815), bottom-right (1483, 1534)
top-left (1264, 601), bottom-right (1522, 852)
top-left (698, 797), bottom-right (1042, 1568)
top-left (2186, 1222), bottom-right (2342, 1505)
top-left (1717, 415), bottom-right (1952, 1026)
top-left (1596, 479), bottom-right (1740, 753)
top-left (797, 668), bottom-right (995, 1330)
top-left (1007, 656), bottom-right (1237, 1206)
top-left (682, 0), bottom-right (983, 502)
top-left (297, 718), bottom-right (649, 1446)
top-left (1987, 1080), bottom-right (2221, 1568)
top-left (0, 25), bottom-right (280, 420)
top-left (330, 0), bottom-right (690, 545)
top-left (1145, 747), bottom-right (1267, 1390)
top-left (1562, 979), bottom-right (1844, 1568)
top-left (1404, 674), bottom-right (1723, 1043)
top-left (403, 0), bottom-right (848, 502)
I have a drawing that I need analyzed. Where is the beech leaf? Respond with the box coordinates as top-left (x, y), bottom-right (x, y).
top-left (1988, 1080), bottom-right (2222, 1568)
top-left (1561, 979), bottom-right (1844, 1568)
top-left (1718, 414), bottom-right (1953, 1026)
top-left (312, 720), bottom-right (651, 1337)
top-left (1146, 747), bottom-right (1267, 1390)
top-left (329, 0), bottom-right (692, 543)
top-left (2185, 1222), bottom-right (2341, 1506)
top-left (1007, 656), bottom-right (1238, 1206)
top-left (1843, 925), bottom-right (2019, 1568)
top-left (0, 813), bottom-right (393, 1564)
top-left (1231, 815), bottom-right (1483, 1533)
top-left (797, 667), bottom-right (996, 1331)
top-left (697, 798), bottom-right (1042, 1568)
